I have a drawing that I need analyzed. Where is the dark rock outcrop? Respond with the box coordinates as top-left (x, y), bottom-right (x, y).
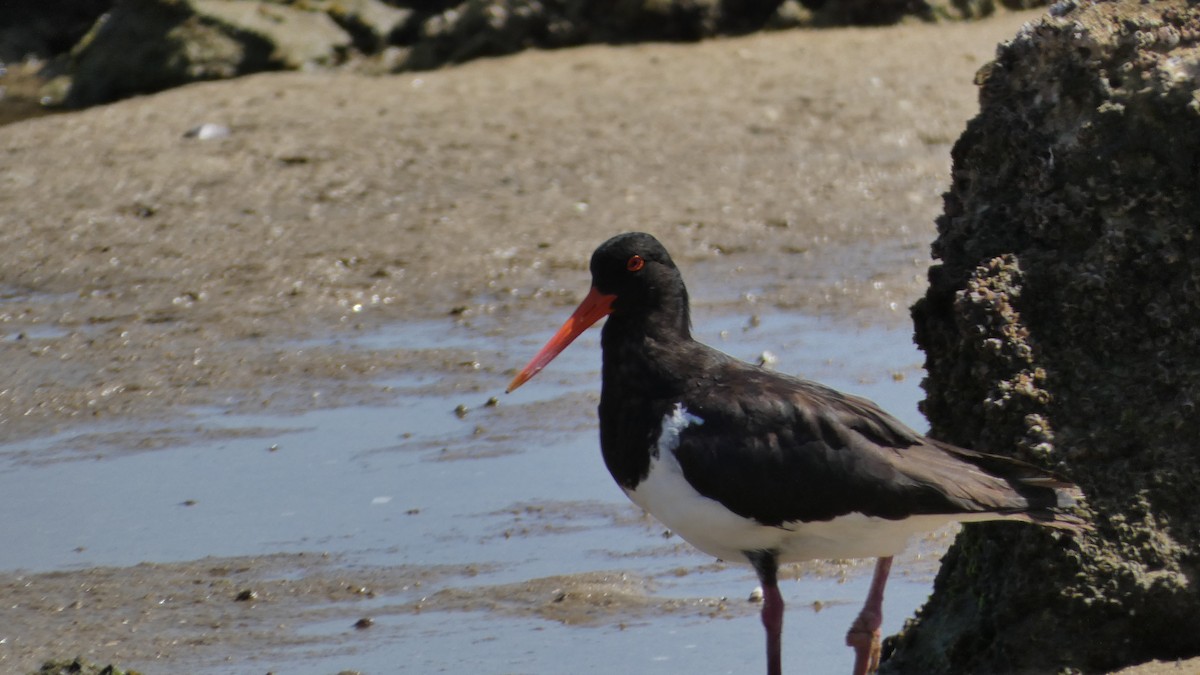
top-left (0, 0), bottom-right (112, 62)
top-left (59, 0), bottom-right (401, 107)
top-left (395, 0), bottom-right (1054, 68)
top-left (3, 0), bottom-right (1056, 112)
top-left (887, 1), bottom-right (1200, 672)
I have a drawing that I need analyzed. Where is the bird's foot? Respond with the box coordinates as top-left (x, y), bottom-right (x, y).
top-left (845, 610), bottom-right (882, 675)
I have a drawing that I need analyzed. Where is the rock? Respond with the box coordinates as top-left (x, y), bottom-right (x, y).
top-left (32, 658), bottom-right (141, 675)
top-left (798, 0), bottom-right (945, 25)
top-left (61, 0), bottom-right (353, 108)
top-left (395, 0), bottom-right (829, 71)
top-left (402, 0), bottom-right (567, 71)
top-left (317, 0), bottom-right (415, 53)
top-left (13, 0), bottom-right (1058, 111)
top-left (393, 0), bottom-right (1058, 72)
top-left (888, 1), bottom-right (1200, 672)
top-left (0, 0), bottom-right (113, 63)
top-left (777, 0), bottom-right (1049, 26)
top-left (193, 0), bottom-right (353, 67)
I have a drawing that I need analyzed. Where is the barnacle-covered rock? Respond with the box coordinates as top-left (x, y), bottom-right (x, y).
top-left (889, 1), bottom-right (1200, 672)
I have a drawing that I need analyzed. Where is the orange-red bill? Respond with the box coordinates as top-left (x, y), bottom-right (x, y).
top-left (506, 286), bottom-right (616, 393)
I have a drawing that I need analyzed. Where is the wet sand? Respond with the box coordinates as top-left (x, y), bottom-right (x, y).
top-left (1, 9), bottom-right (1192, 674)
top-left (0, 12), bottom-right (1021, 443)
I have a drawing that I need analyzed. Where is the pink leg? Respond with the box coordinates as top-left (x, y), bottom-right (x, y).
top-left (846, 556), bottom-right (893, 675)
top-left (761, 578), bottom-right (784, 675)
top-left (748, 551), bottom-right (783, 675)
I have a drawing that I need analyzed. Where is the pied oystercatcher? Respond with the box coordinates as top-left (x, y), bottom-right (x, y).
top-left (507, 232), bottom-right (1085, 675)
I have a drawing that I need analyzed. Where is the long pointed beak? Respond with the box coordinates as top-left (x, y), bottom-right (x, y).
top-left (506, 286), bottom-right (616, 393)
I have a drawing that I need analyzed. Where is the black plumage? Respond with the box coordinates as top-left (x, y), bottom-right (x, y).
top-left (508, 231), bottom-right (1085, 675)
top-left (586, 232), bottom-right (1079, 529)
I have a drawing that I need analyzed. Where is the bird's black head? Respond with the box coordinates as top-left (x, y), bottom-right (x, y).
top-left (506, 232), bottom-right (691, 393)
top-left (590, 233), bottom-right (689, 325)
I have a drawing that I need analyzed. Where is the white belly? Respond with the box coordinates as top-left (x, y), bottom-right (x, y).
top-left (628, 402), bottom-right (1010, 565)
top-left (625, 440), bottom-right (1001, 565)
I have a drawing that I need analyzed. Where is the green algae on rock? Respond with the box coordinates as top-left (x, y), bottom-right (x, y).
top-left (888, 1), bottom-right (1200, 672)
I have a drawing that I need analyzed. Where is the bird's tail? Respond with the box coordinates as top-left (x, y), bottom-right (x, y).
top-left (1010, 476), bottom-right (1089, 532)
top-left (932, 439), bottom-right (1091, 532)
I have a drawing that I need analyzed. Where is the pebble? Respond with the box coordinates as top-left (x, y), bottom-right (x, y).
top-left (184, 123), bottom-right (231, 140)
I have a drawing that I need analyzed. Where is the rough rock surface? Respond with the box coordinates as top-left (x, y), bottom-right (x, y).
top-left (889, 0), bottom-right (1200, 672)
top-left (5, 0), bottom-right (1056, 109)
top-left (61, 0), bottom-right (361, 107)
top-left (31, 659), bottom-right (139, 675)
top-left (0, 0), bottom-right (111, 63)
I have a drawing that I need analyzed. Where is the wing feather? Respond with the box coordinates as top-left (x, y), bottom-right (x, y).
top-left (671, 352), bottom-right (1081, 528)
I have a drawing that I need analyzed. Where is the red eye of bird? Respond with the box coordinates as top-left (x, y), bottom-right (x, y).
top-left (626, 255), bottom-right (645, 272)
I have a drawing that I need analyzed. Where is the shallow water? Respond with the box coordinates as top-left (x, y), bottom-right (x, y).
top-left (0, 303), bottom-right (945, 674)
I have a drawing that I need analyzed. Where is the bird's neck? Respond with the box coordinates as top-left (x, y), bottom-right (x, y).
top-left (595, 293), bottom-right (696, 487)
top-left (604, 284), bottom-right (692, 344)
top-left (597, 319), bottom-right (692, 489)
top-left (600, 302), bottom-right (692, 378)
top-left (598, 306), bottom-right (695, 412)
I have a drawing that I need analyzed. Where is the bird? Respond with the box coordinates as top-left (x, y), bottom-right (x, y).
top-left (506, 232), bottom-right (1085, 675)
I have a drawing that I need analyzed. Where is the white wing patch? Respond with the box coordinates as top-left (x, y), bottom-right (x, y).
top-left (655, 402), bottom-right (704, 457)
